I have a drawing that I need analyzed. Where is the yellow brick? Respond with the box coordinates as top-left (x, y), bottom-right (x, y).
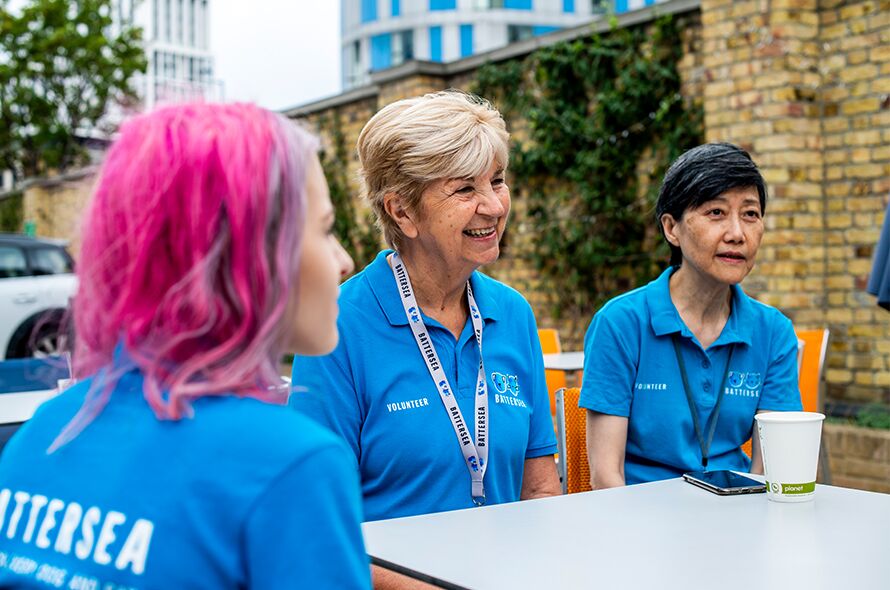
top-left (827, 213), bottom-right (852, 228)
top-left (825, 369), bottom-right (853, 383)
top-left (871, 44), bottom-right (890, 62)
top-left (874, 146), bottom-right (890, 161)
top-left (847, 164), bottom-right (885, 178)
top-left (845, 130), bottom-right (882, 146)
top-left (840, 64), bottom-right (879, 83)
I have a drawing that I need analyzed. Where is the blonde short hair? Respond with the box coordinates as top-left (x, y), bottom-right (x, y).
top-left (357, 90), bottom-right (510, 250)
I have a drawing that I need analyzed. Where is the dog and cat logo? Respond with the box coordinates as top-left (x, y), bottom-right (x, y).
top-left (491, 372), bottom-right (527, 408)
top-left (726, 371), bottom-right (762, 397)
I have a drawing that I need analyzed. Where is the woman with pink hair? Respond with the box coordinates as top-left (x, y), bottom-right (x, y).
top-left (0, 103), bottom-right (368, 588)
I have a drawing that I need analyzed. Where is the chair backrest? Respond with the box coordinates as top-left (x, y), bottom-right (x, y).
top-left (0, 358), bottom-right (69, 394)
top-left (795, 328), bottom-right (829, 413)
top-left (555, 387), bottom-right (592, 494)
top-left (538, 328), bottom-right (566, 415)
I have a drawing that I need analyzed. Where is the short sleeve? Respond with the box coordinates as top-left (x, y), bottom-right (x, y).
top-left (523, 305), bottom-right (558, 458)
top-left (578, 307), bottom-right (640, 416)
top-left (243, 442), bottom-right (371, 589)
top-left (757, 315), bottom-right (803, 411)
top-left (290, 332), bottom-right (364, 462)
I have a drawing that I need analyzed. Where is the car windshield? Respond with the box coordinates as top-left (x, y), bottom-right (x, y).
top-left (28, 247), bottom-right (73, 275)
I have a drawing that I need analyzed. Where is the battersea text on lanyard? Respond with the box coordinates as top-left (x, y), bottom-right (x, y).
top-left (672, 335), bottom-right (736, 468)
top-left (390, 252), bottom-right (489, 506)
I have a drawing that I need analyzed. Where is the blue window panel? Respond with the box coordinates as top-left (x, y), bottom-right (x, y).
top-left (614, 0), bottom-right (629, 12)
top-left (533, 25), bottom-right (560, 36)
top-left (460, 24), bottom-right (474, 58)
top-left (392, 0), bottom-right (401, 16)
top-left (429, 0), bottom-right (456, 10)
top-left (504, 0), bottom-right (532, 9)
top-left (563, 0), bottom-right (575, 11)
top-left (429, 26), bottom-right (443, 61)
top-left (361, 0), bottom-right (377, 23)
top-left (370, 33), bottom-right (392, 70)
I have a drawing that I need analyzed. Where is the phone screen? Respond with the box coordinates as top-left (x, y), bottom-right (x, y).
top-left (682, 470), bottom-right (766, 495)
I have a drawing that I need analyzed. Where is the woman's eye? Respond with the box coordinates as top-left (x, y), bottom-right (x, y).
top-left (455, 186), bottom-right (475, 195)
top-left (707, 208), bottom-right (724, 216)
top-left (744, 210), bottom-right (761, 219)
top-left (492, 177), bottom-right (505, 186)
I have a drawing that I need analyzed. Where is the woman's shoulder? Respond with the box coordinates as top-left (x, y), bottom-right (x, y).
top-left (471, 271), bottom-right (531, 309)
top-left (593, 283), bottom-right (651, 323)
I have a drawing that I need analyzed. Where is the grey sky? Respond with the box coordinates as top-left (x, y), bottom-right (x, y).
top-left (211, 3), bottom-right (341, 112)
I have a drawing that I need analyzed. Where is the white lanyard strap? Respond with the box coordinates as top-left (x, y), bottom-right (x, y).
top-left (390, 252), bottom-right (489, 505)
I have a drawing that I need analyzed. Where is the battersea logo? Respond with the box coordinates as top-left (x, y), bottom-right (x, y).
top-left (407, 306), bottom-right (420, 323)
top-left (726, 371), bottom-right (762, 397)
top-left (438, 380), bottom-right (452, 396)
top-left (470, 304), bottom-right (480, 320)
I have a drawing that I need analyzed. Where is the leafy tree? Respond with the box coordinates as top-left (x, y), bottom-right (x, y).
top-left (0, 0), bottom-right (147, 179)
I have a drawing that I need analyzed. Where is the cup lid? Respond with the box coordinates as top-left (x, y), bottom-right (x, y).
top-left (755, 411), bottom-right (825, 423)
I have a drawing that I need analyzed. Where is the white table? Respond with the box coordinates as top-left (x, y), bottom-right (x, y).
top-left (0, 389), bottom-right (57, 424)
top-left (363, 477), bottom-right (890, 589)
top-left (542, 351), bottom-right (584, 372)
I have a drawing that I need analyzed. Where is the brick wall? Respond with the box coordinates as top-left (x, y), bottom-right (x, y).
top-left (824, 422), bottom-right (890, 493)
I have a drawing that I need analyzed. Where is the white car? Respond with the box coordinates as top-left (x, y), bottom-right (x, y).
top-left (0, 234), bottom-right (77, 359)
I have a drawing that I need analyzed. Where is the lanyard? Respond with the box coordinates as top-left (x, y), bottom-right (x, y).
top-left (671, 335), bottom-right (735, 469)
top-left (389, 252), bottom-right (489, 505)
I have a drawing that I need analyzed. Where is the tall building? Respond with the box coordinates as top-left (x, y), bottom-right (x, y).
top-left (113, 0), bottom-right (223, 110)
top-left (341, 0), bottom-right (663, 89)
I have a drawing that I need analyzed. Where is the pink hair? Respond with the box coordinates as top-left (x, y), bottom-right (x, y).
top-left (56, 102), bottom-right (316, 445)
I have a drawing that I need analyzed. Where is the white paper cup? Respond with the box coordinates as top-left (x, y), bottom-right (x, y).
top-left (755, 411), bottom-right (825, 503)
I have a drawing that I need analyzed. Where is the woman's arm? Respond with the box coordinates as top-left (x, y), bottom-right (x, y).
top-left (586, 411), bottom-right (628, 489)
top-left (372, 566), bottom-right (438, 589)
top-left (520, 455), bottom-right (561, 499)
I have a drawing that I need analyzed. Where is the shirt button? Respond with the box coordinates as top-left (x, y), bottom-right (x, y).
top-left (702, 359), bottom-right (711, 369)
top-left (702, 381), bottom-right (711, 392)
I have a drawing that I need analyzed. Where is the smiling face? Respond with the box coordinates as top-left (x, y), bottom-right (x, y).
top-left (396, 161), bottom-right (510, 277)
top-left (660, 186), bottom-right (764, 287)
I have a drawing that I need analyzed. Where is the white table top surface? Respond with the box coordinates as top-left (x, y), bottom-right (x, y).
top-left (362, 477), bottom-right (890, 590)
top-left (0, 389), bottom-right (57, 424)
top-left (542, 351), bottom-right (585, 371)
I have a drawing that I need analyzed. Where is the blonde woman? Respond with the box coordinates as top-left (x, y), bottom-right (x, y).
top-left (291, 91), bottom-right (560, 529)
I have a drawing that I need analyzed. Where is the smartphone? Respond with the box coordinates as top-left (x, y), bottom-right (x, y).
top-left (682, 470), bottom-right (766, 495)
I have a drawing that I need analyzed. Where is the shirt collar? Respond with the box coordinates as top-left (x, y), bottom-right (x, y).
top-left (646, 266), bottom-right (753, 347)
top-left (367, 249), bottom-right (501, 327)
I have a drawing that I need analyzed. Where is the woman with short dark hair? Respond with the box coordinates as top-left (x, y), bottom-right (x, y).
top-left (581, 142), bottom-right (802, 489)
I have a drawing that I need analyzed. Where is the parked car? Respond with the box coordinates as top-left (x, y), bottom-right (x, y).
top-left (0, 234), bottom-right (77, 359)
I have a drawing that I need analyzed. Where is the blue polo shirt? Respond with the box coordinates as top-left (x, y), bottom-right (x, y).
top-left (579, 267), bottom-right (802, 484)
top-left (0, 368), bottom-right (371, 589)
top-left (291, 250), bottom-right (557, 522)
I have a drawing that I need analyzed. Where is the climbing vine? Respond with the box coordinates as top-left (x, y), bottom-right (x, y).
top-left (315, 112), bottom-right (380, 269)
top-left (0, 192), bottom-right (23, 232)
top-left (473, 15), bottom-right (703, 315)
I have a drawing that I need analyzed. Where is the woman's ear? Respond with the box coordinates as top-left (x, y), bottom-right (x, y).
top-left (660, 213), bottom-right (681, 248)
top-left (384, 193), bottom-right (419, 239)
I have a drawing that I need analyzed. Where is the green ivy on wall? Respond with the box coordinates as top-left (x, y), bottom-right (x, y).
top-left (473, 15), bottom-right (703, 316)
top-left (0, 193), bottom-right (23, 232)
top-left (315, 112), bottom-right (380, 270)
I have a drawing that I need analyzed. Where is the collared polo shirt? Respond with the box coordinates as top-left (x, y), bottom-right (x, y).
top-left (579, 266), bottom-right (802, 484)
top-left (291, 250), bottom-right (557, 521)
top-left (0, 367), bottom-right (370, 589)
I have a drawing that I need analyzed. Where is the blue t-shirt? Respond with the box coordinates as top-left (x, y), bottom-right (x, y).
top-left (291, 251), bottom-right (557, 522)
top-left (579, 267), bottom-right (802, 484)
top-left (0, 368), bottom-right (370, 589)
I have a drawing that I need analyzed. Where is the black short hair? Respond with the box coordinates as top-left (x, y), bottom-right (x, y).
top-left (655, 142), bottom-right (767, 267)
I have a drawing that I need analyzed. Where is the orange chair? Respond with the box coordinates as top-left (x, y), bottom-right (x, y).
top-left (555, 387), bottom-right (592, 494)
top-left (538, 328), bottom-right (566, 415)
top-left (742, 328), bottom-right (831, 481)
